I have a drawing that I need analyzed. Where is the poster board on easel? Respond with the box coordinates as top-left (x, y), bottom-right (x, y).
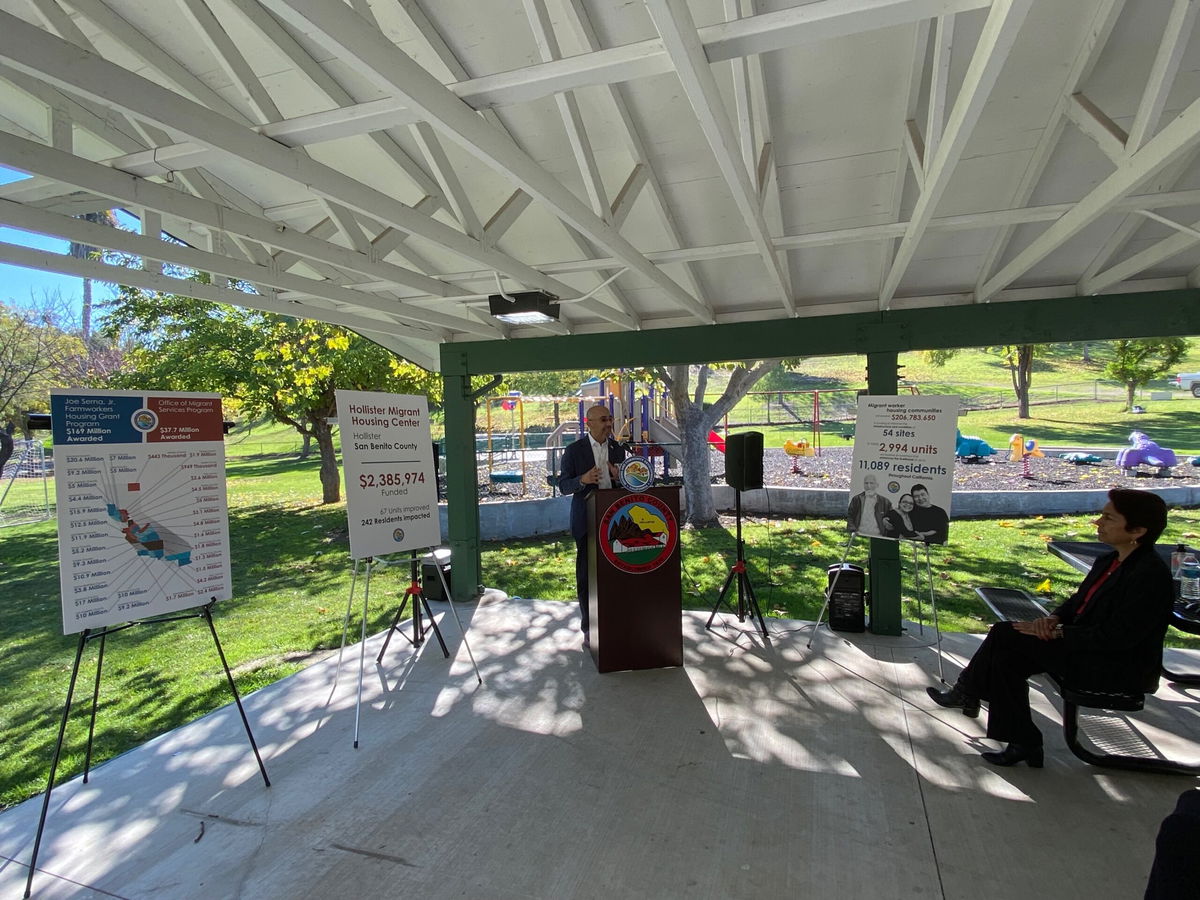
top-left (27, 389), bottom-right (264, 900)
top-left (333, 391), bottom-right (478, 748)
top-left (50, 388), bottom-right (232, 633)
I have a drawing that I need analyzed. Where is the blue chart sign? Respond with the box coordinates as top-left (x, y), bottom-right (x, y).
top-left (51, 389), bottom-right (231, 634)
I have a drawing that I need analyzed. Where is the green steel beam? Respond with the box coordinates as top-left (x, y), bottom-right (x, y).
top-left (438, 288), bottom-right (1200, 605)
top-left (446, 290), bottom-right (1200, 374)
top-left (865, 351), bottom-right (902, 637)
top-left (442, 368), bottom-right (481, 602)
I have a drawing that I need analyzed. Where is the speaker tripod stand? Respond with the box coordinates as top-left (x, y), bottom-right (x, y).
top-left (706, 488), bottom-right (769, 642)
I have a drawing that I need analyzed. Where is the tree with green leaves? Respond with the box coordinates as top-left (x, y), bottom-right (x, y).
top-left (922, 344), bottom-right (1041, 417)
top-left (103, 285), bottom-right (440, 503)
top-left (1104, 337), bottom-right (1189, 410)
top-left (0, 296), bottom-right (86, 432)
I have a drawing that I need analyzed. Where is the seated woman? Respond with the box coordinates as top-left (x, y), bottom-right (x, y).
top-left (926, 488), bottom-right (1174, 768)
top-left (882, 494), bottom-right (919, 539)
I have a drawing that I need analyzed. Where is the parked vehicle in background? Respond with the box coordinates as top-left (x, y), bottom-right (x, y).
top-left (1171, 373), bottom-right (1200, 396)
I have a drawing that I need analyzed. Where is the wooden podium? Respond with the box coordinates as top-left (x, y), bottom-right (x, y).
top-left (587, 487), bottom-right (683, 673)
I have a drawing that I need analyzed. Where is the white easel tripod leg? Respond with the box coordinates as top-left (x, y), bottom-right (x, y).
top-left (808, 531), bottom-right (857, 649)
top-left (924, 542), bottom-right (946, 684)
top-left (334, 557), bottom-right (361, 684)
top-left (433, 561), bottom-right (483, 685)
top-left (353, 558), bottom-right (373, 748)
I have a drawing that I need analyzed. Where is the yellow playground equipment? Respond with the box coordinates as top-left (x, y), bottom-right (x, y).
top-left (783, 438), bottom-right (816, 473)
top-left (1008, 433), bottom-right (1044, 461)
top-left (485, 394), bottom-right (527, 493)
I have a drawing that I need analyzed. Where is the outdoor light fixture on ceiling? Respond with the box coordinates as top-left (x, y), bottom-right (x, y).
top-left (487, 289), bottom-right (561, 325)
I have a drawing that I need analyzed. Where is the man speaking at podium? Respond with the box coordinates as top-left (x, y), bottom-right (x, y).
top-left (559, 404), bottom-right (626, 647)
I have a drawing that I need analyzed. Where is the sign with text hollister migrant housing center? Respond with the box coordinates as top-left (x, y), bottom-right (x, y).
top-left (336, 390), bottom-right (439, 560)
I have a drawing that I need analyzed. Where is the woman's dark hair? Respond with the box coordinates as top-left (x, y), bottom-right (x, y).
top-left (1108, 488), bottom-right (1168, 545)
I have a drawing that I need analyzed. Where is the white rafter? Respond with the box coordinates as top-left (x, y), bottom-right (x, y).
top-left (973, 0), bottom-right (1125, 297)
top-left (1064, 92), bottom-right (1128, 164)
top-left (0, 11), bottom-right (631, 326)
top-left (609, 165), bottom-right (648, 233)
top-left (879, 0), bottom-right (1032, 308)
top-left (557, 0), bottom-right (710, 311)
top-left (1127, 0), bottom-right (1199, 153)
top-left (520, 0), bottom-right (609, 223)
top-left (1080, 211), bottom-right (1200, 295)
top-left (645, 0), bottom-right (793, 314)
top-left (879, 19), bottom-right (931, 299)
top-left (1072, 0), bottom-right (1200, 293)
top-left (978, 92), bottom-right (1200, 301)
top-left (258, 0), bottom-right (689, 325)
top-left (387, 0), bottom-right (642, 325)
top-left (925, 14), bottom-right (953, 166)
top-left (0, 197), bottom-right (507, 337)
top-left (481, 189), bottom-right (532, 248)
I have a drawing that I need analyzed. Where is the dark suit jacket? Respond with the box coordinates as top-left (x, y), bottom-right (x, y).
top-left (1052, 544), bottom-right (1173, 693)
top-left (558, 435), bottom-right (626, 539)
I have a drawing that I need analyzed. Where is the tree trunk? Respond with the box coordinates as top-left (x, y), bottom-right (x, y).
top-left (677, 396), bottom-right (718, 528)
top-left (300, 430), bottom-right (313, 459)
top-left (1126, 382), bottom-right (1137, 410)
top-left (81, 278), bottom-right (93, 343)
top-left (1011, 344), bottom-right (1033, 419)
top-left (313, 418), bottom-right (340, 503)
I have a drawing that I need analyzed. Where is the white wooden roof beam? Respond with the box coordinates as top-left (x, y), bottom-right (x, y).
top-left (610, 165), bottom-right (649, 233)
top-left (1073, 0), bottom-right (1199, 291)
top-left (925, 14), bottom-right (953, 166)
top-left (482, 189), bottom-right (532, 249)
top-left (259, 0), bottom-right (669, 327)
top-left (558, 0), bottom-right (710, 311)
top-left (879, 19), bottom-right (931, 298)
top-left (0, 12), bottom-right (609, 319)
top-left (66, 0), bottom-right (252, 124)
top-left (1080, 211), bottom-right (1200, 294)
top-left (140, 208), bottom-right (162, 275)
top-left (903, 119), bottom-right (926, 191)
top-left (521, 0), bottom-right (610, 223)
top-left (222, 0), bottom-right (444, 202)
top-left (0, 197), bottom-right (500, 337)
top-left (723, 0), bottom-right (756, 179)
top-left (175, 0), bottom-right (278, 124)
top-left (646, 0), bottom-right (793, 314)
top-left (1127, 0), bottom-right (1199, 153)
top-left (381, 0), bottom-right (640, 327)
top-left (113, 0), bottom-right (990, 164)
top-left (0, 236), bottom-right (445, 348)
top-left (978, 92), bottom-right (1200, 301)
top-left (1064, 92), bottom-right (1128, 164)
top-left (0, 129), bottom-right (465, 299)
top-left (880, 0), bottom-right (1032, 307)
top-left (411, 121), bottom-right (483, 240)
top-left (973, 0), bottom-right (1125, 296)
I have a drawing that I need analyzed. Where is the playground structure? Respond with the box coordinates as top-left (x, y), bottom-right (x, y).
top-left (537, 376), bottom-right (692, 492)
top-left (955, 429), bottom-right (996, 461)
top-left (482, 392), bottom-right (528, 494)
top-left (783, 439), bottom-right (816, 473)
top-left (1116, 430), bottom-right (1177, 476)
top-left (1009, 433), bottom-right (1045, 478)
top-left (0, 439), bottom-right (51, 527)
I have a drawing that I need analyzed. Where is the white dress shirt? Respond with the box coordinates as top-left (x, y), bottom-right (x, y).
top-left (589, 436), bottom-right (612, 489)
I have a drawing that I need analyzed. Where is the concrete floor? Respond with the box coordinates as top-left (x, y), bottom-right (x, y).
top-left (1, 595), bottom-right (1198, 900)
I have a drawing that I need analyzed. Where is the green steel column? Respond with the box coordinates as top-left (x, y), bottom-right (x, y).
top-left (443, 371), bottom-right (482, 602)
top-left (866, 350), bottom-right (902, 636)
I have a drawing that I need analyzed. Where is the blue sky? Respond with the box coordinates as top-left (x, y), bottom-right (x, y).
top-left (0, 165), bottom-right (112, 316)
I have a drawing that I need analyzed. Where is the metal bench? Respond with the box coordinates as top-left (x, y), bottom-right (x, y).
top-left (975, 586), bottom-right (1200, 775)
top-left (974, 586), bottom-right (1047, 622)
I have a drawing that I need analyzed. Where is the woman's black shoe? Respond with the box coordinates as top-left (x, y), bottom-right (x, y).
top-left (925, 685), bottom-right (980, 718)
top-left (981, 742), bottom-right (1044, 768)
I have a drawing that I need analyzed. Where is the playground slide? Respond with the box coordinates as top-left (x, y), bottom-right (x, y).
top-left (645, 417), bottom-right (680, 447)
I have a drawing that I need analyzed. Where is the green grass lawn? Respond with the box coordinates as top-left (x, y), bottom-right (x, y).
top-left (10, 449), bottom-right (1195, 809)
top-left (2, 356), bottom-right (1198, 810)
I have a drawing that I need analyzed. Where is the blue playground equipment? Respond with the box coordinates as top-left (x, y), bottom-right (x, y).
top-left (955, 429), bottom-right (996, 460)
